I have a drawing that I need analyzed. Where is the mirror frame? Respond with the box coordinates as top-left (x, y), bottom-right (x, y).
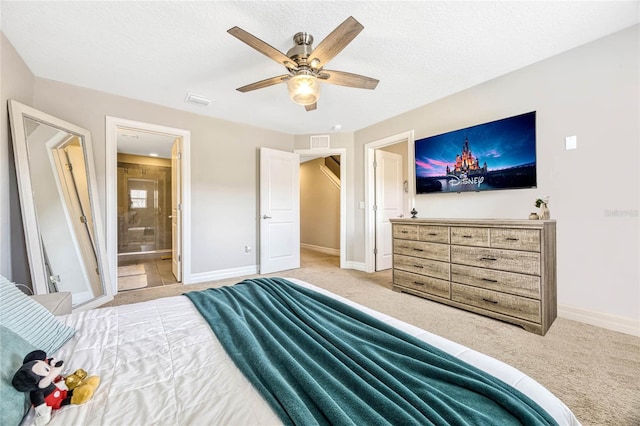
top-left (9, 100), bottom-right (113, 310)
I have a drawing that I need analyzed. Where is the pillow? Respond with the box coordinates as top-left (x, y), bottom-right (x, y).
top-left (0, 275), bottom-right (75, 354)
top-left (0, 326), bottom-right (36, 426)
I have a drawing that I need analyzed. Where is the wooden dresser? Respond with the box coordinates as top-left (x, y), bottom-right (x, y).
top-left (390, 218), bottom-right (556, 335)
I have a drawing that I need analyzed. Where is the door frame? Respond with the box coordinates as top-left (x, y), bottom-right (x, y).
top-left (294, 148), bottom-right (347, 269)
top-left (364, 130), bottom-right (414, 273)
top-left (105, 117), bottom-right (191, 294)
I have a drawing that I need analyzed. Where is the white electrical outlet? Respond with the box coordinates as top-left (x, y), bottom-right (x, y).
top-left (565, 135), bottom-right (577, 150)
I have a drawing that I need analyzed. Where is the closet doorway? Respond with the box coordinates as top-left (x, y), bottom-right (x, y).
top-left (106, 118), bottom-right (191, 295)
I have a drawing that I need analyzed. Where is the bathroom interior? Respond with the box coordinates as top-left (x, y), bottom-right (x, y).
top-left (116, 153), bottom-right (177, 290)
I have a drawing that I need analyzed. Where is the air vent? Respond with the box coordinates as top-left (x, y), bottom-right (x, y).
top-left (185, 92), bottom-right (213, 106)
top-left (310, 135), bottom-right (330, 149)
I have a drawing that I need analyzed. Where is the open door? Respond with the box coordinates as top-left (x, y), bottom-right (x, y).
top-left (375, 150), bottom-right (404, 271)
top-left (260, 148), bottom-right (300, 274)
top-left (171, 138), bottom-right (182, 281)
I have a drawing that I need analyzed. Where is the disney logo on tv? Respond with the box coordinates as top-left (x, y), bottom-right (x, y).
top-left (447, 174), bottom-right (484, 188)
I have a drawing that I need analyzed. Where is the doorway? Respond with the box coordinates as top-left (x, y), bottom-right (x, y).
top-left (364, 131), bottom-right (415, 273)
top-left (106, 117), bottom-right (191, 295)
top-left (116, 139), bottom-right (175, 291)
top-left (295, 148), bottom-right (347, 269)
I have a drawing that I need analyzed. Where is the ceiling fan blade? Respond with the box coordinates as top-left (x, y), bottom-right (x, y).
top-left (308, 16), bottom-right (363, 69)
top-left (228, 26), bottom-right (297, 69)
top-left (305, 102), bottom-right (317, 112)
top-left (318, 70), bottom-right (379, 90)
top-left (236, 75), bottom-right (290, 93)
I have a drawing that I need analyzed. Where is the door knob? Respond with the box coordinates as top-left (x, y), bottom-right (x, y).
top-left (262, 215), bottom-right (272, 219)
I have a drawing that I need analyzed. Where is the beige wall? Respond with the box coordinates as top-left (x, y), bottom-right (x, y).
top-left (354, 25), bottom-right (639, 324)
top-left (1, 32), bottom-right (35, 284)
top-left (300, 158), bottom-right (340, 251)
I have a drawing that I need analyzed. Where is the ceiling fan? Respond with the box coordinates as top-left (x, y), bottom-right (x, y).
top-left (228, 16), bottom-right (379, 111)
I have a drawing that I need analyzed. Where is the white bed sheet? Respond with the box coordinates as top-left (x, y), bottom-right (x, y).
top-left (22, 278), bottom-right (580, 425)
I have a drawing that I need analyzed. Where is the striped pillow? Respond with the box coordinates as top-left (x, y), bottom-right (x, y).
top-left (0, 275), bottom-right (75, 354)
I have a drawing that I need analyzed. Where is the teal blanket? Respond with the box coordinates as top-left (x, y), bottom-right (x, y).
top-left (185, 278), bottom-right (557, 426)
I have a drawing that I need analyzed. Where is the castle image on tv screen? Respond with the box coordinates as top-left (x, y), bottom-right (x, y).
top-left (415, 111), bottom-right (537, 194)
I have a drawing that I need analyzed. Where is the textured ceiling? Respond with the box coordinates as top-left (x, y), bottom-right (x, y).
top-left (2, 1), bottom-right (638, 135)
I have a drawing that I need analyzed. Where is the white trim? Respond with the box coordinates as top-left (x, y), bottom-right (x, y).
top-left (188, 265), bottom-right (258, 284)
top-left (344, 261), bottom-right (368, 272)
top-left (105, 117), bottom-right (192, 295)
top-left (295, 148), bottom-right (347, 269)
top-left (558, 304), bottom-right (640, 337)
top-left (300, 243), bottom-right (340, 257)
top-left (319, 163), bottom-right (341, 190)
top-left (364, 130), bottom-right (415, 273)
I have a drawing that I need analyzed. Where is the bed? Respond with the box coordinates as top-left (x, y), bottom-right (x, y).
top-left (6, 277), bottom-right (580, 426)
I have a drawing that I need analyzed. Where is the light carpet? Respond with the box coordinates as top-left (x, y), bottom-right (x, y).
top-left (104, 249), bottom-right (640, 425)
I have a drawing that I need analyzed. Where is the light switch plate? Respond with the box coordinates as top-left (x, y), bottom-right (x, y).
top-left (565, 135), bottom-right (577, 150)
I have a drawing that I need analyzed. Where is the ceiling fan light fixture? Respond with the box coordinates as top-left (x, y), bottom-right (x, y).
top-left (287, 73), bottom-right (320, 106)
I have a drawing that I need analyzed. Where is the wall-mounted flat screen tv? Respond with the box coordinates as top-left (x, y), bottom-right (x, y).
top-left (415, 111), bottom-right (537, 194)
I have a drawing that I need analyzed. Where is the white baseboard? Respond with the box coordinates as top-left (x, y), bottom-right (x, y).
top-left (300, 243), bottom-right (340, 256)
top-left (344, 261), bottom-right (367, 272)
top-left (186, 265), bottom-right (258, 285)
top-left (558, 304), bottom-right (640, 337)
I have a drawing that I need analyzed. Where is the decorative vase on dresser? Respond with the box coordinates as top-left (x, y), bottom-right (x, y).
top-left (390, 218), bottom-right (557, 335)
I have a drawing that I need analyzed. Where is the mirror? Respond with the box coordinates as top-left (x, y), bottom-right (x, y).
top-left (9, 100), bottom-right (113, 310)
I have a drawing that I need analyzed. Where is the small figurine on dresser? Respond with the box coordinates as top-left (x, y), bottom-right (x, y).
top-left (410, 208), bottom-right (418, 219)
top-left (535, 196), bottom-right (550, 220)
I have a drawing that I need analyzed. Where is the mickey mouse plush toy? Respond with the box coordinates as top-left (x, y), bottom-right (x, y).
top-left (12, 350), bottom-right (99, 426)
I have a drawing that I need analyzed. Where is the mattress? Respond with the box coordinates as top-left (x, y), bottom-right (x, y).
top-left (22, 278), bottom-right (580, 425)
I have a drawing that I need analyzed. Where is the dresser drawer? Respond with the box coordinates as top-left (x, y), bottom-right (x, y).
top-left (393, 239), bottom-right (449, 262)
top-left (394, 254), bottom-right (450, 280)
top-left (451, 227), bottom-right (490, 247)
top-left (451, 246), bottom-right (540, 276)
top-left (451, 264), bottom-right (540, 299)
top-left (491, 228), bottom-right (540, 252)
top-left (394, 270), bottom-right (450, 299)
top-left (418, 225), bottom-right (450, 244)
top-left (393, 224), bottom-right (418, 240)
top-left (452, 283), bottom-right (541, 323)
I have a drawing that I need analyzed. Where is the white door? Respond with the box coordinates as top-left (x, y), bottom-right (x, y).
top-left (375, 150), bottom-right (404, 271)
top-left (171, 138), bottom-right (182, 281)
top-left (260, 148), bottom-right (300, 274)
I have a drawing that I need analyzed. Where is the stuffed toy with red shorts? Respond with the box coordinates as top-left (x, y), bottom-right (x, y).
top-left (12, 350), bottom-right (100, 426)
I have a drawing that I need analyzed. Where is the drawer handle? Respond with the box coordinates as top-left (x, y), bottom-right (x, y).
top-left (400, 230), bottom-right (409, 234)
top-left (482, 298), bottom-right (498, 304)
top-left (413, 281), bottom-right (425, 286)
top-left (462, 235), bottom-right (473, 238)
top-left (506, 237), bottom-right (519, 241)
top-left (428, 232), bottom-right (437, 236)
top-left (481, 278), bottom-right (498, 283)
top-left (413, 265), bottom-right (424, 269)
top-left (480, 257), bottom-right (497, 261)
top-left (413, 248), bottom-right (424, 252)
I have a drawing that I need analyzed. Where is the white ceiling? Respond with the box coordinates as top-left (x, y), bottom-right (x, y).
top-left (2, 1), bottom-right (638, 135)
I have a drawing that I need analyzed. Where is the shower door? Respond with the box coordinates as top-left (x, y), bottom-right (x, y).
top-left (117, 163), bottom-right (171, 254)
